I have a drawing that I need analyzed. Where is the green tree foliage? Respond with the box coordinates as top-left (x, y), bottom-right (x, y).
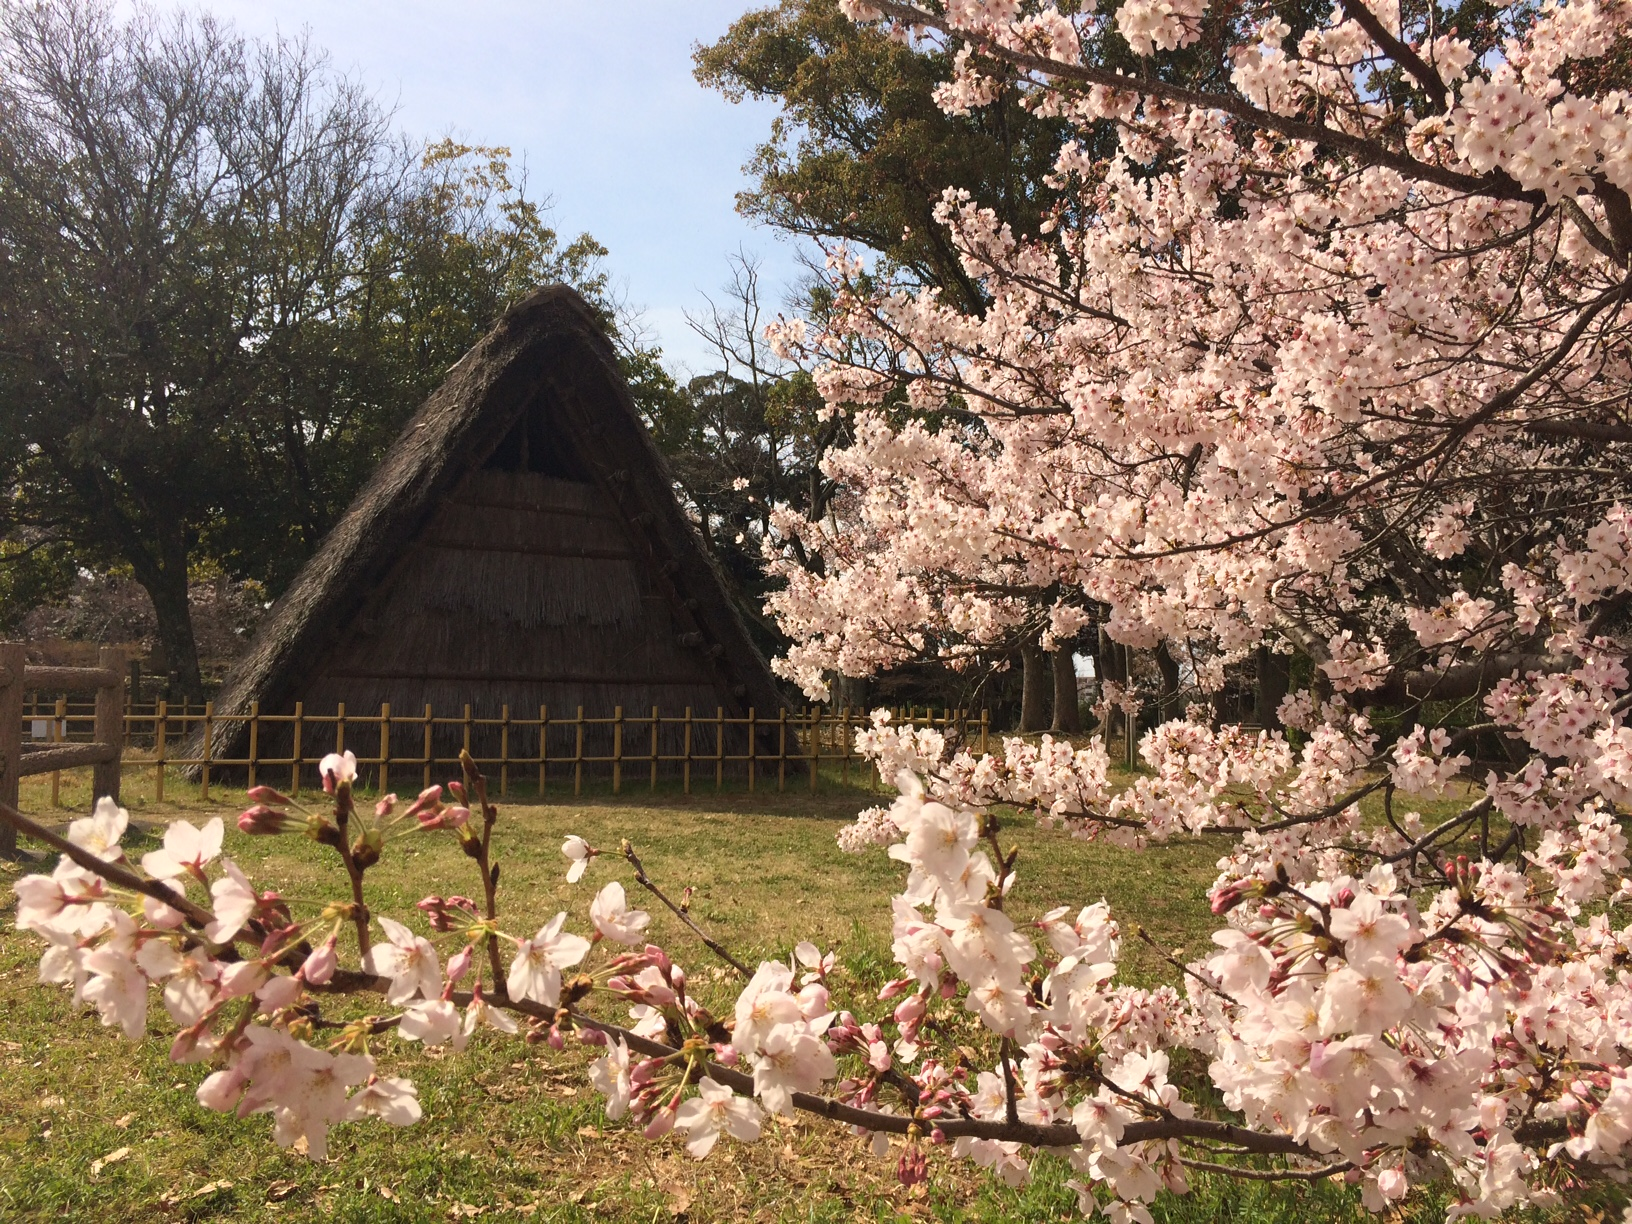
top-left (694, 0), bottom-right (1071, 312)
top-left (0, 0), bottom-right (609, 694)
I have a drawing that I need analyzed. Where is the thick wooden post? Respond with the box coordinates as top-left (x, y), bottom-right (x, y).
top-left (612, 706), bottom-right (624, 795)
top-left (650, 705), bottom-right (659, 792)
top-left (0, 643), bottom-right (25, 856)
top-left (93, 645), bottom-right (124, 802)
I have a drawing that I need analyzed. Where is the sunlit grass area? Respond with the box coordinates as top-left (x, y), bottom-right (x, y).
top-left (0, 766), bottom-right (1575, 1222)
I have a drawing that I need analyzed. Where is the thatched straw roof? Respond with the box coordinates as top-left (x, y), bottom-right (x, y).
top-left (196, 286), bottom-right (788, 759)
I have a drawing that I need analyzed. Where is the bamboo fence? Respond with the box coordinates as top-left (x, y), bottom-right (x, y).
top-left (18, 696), bottom-right (989, 801)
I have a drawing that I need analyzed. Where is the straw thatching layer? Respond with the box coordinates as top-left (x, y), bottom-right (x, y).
top-left (192, 286), bottom-right (788, 770)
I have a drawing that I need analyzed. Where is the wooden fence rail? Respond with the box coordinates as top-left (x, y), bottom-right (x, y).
top-left (1, 644), bottom-right (124, 854)
top-left (12, 693), bottom-right (991, 807)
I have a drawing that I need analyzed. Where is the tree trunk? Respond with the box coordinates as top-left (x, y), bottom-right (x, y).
top-left (1019, 638), bottom-right (1049, 732)
top-left (1155, 642), bottom-right (1182, 722)
top-left (1254, 646), bottom-right (1290, 729)
top-left (138, 549), bottom-right (203, 700)
top-left (1051, 645), bottom-right (1081, 732)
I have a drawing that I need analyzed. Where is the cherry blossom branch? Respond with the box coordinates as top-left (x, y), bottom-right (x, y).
top-left (1134, 926), bottom-right (1238, 1006)
top-left (0, 802), bottom-right (214, 928)
top-left (620, 839), bottom-right (751, 978)
top-left (860, 1), bottom-right (1542, 205)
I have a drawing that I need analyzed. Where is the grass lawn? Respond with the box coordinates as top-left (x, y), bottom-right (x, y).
top-left (0, 769), bottom-right (1571, 1222)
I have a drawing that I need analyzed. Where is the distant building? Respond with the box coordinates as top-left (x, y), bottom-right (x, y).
top-left (198, 287), bottom-right (787, 772)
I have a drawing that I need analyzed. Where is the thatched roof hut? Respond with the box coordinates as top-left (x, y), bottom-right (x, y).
top-left (198, 286), bottom-right (788, 772)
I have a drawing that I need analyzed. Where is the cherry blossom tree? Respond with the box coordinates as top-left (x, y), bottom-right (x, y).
top-left (10, 0), bottom-right (1632, 1218)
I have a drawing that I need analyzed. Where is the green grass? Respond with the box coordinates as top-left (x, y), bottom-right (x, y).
top-left (0, 776), bottom-right (1602, 1222)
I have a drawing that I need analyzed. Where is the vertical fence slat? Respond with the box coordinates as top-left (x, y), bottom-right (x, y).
top-left (650, 705), bottom-right (659, 792)
top-left (777, 708), bottom-right (787, 793)
top-left (747, 707), bottom-right (756, 793)
top-left (422, 704), bottom-right (433, 791)
top-left (248, 701), bottom-right (260, 791)
top-left (500, 704), bottom-right (510, 798)
top-left (574, 706), bottom-right (584, 797)
top-left (539, 704), bottom-right (548, 797)
top-left (612, 706), bottom-right (623, 795)
top-left (200, 701), bottom-right (214, 801)
top-left (380, 703), bottom-right (391, 796)
top-left (715, 707), bottom-right (724, 791)
top-left (683, 706), bottom-right (692, 796)
top-left (50, 695), bottom-right (64, 807)
top-left (291, 702), bottom-right (304, 795)
top-left (155, 699), bottom-right (168, 802)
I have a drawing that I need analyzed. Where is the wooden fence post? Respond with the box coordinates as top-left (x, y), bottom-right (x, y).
top-left (291, 701), bottom-right (304, 795)
top-left (248, 702), bottom-right (260, 791)
top-left (0, 643), bottom-right (25, 856)
top-left (200, 700), bottom-right (214, 801)
top-left (93, 645), bottom-right (124, 802)
top-left (840, 707), bottom-right (851, 788)
top-left (379, 703), bottom-right (391, 796)
top-left (777, 708), bottom-right (787, 793)
top-left (650, 705), bottom-right (659, 792)
top-left (422, 704), bottom-right (433, 791)
top-left (715, 707), bottom-right (724, 791)
top-left (808, 707), bottom-right (819, 794)
top-left (747, 708), bottom-right (757, 793)
top-left (612, 706), bottom-right (624, 795)
top-left (155, 700), bottom-right (168, 802)
top-left (574, 706), bottom-right (585, 797)
top-left (538, 704), bottom-right (548, 797)
top-left (683, 706), bottom-right (692, 796)
top-left (51, 696), bottom-right (65, 807)
top-left (500, 704), bottom-right (510, 798)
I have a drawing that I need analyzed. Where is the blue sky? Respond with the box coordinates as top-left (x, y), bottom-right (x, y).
top-left (203, 0), bottom-right (810, 374)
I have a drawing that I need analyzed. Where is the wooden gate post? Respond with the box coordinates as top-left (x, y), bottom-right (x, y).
top-left (0, 643), bottom-right (24, 856)
top-left (94, 645), bottom-right (125, 802)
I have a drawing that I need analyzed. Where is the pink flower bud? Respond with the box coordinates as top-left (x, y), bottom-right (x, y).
top-left (930, 1126), bottom-right (948, 1145)
top-left (196, 1066), bottom-right (248, 1113)
top-left (578, 1026), bottom-right (608, 1046)
top-left (896, 1146), bottom-right (927, 1186)
top-left (447, 781), bottom-right (466, 804)
top-left (877, 976), bottom-right (912, 1001)
top-left (246, 785), bottom-right (292, 806)
top-left (715, 1044), bottom-right (740, 1066)
top-left (442, 805), bottom-right (471, 829)
top-left (302, 939), bottom-right (338, 986)
top-left (670, 964), bottom-right (687, 998)
top-left (547, 1024), bottom-right (565, 1050)
top-left (631, 1058), bottom-right (665, 1088)
top-left (446, 945), bottom-right (473, 984)
top-left (643, 1106), bottom-right (676, 1139)
top-left (375, 793), bottom-right (399, 819)
top-left (893, 993), bottom-right (927, 1027)
top-left (238, 805), bottom-right (290, 835)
